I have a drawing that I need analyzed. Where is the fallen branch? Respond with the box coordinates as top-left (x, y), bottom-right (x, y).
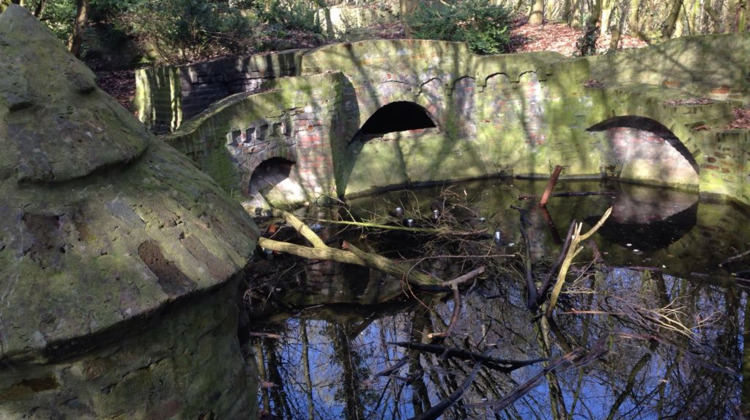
top-left (266, 208), bottom-right (326, 248)
top-left (259, 237), bottom-right (439, 287)
top-left (389, 342), bottom-right (546, 373)
top-left (375, 356), bottom-right (409, 377)
top-left (247, 332), bottom-right (283, 340)
top-left (342, 241), bottom-right (438, 286)
top-left (719, 248), bottom-right (750, 267)
top-left (428, 285), bottom-right (461, 339)
top-left (318, 218), bottom-right (489, 238)
top-left (532, 221), bottom-right (577, 310)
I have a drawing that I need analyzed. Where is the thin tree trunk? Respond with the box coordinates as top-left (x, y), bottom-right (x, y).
top-left (600, 0), bottom-right (615, 36)
top-left (400, 0), bottom-right (418, 37)
top-left (33, 0), bottom-right (45, 18)
top-left (628, 0), bottom-right (642, 34)
top-left (661, 0), bottom-right (684, 40)
top-left (68, 0), bottom-right (89, 57)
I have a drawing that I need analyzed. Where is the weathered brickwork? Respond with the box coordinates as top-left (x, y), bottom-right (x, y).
top-left (162, 37), bottom-right (749, 207)
top-left (164, 72), bottom-right (358, 206)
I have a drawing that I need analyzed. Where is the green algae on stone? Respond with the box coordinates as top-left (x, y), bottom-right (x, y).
top-left (0, 5), bottom-right (148, 183)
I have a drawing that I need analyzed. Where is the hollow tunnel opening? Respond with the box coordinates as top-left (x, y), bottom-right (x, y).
top-left (358, 101), bottom-right (436, 137)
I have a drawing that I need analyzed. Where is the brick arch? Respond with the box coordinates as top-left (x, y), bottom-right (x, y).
top-left (242, 149), bottom-right (297, 195)
top-left (587, 115), bottom-right (700, 188)
top-left (483, 72), bottom-right (512, 87)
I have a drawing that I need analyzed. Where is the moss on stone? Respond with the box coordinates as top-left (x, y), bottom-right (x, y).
top-left (0, 6), bottom-right (259, 417)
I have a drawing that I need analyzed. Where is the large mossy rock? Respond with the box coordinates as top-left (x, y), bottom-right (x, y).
top-left (0, 6), bottom-right (259, 418)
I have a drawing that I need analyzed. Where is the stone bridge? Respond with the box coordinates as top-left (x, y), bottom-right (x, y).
top-left (141, 35), bottom-right (750, 206)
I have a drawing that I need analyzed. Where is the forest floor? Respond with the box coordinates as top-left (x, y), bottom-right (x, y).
top-left (96, 18), bottom-right (750, 129)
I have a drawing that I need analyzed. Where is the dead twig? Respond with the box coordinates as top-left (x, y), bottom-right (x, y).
top-left (719, 248), bottom-right (750, 267)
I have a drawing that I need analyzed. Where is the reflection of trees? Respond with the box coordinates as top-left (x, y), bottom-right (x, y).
top-left (330, 322), bottom-right (377, 419)
top-left (246, 183), bottom-right (745, 419)
top-left (249, 262), bottom-right (743, 419)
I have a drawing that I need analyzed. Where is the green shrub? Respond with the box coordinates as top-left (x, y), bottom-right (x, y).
top-left (257, 0), bottom-right (322, 34)
top-left (406, 0), bottom-right (512, 55)
top-left (122, 0), bottom-right (254, 64)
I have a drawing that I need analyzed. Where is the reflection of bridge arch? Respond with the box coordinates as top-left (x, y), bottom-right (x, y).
top-left (353, 101), bottom-right (438, 142)
top-left (587, 116), bottom-right (700, 189)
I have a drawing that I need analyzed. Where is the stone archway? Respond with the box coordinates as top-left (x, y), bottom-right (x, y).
top-left (587, 116), bottom-right (700, 190)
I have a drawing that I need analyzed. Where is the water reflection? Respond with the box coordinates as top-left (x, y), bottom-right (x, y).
top-left (246, 179), bottom-right (749, 419)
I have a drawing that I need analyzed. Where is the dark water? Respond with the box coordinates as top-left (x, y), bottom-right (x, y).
top-left (246, 178), bottom-right (750, 419)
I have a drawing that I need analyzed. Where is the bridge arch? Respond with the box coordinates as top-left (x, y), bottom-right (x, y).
top-left (587, 115), bottom-right (699, 189)
top-left (353, 101), bottom-right (438, 142)
top-left (247, 157), bottom-right (306, 207)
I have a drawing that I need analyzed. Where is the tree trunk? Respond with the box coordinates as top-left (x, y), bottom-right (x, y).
top-left (400, 0), bottom-right (418, 37)
top-left (578, 0), bottom-right (602, 56)
top-left (628, 0), bottom-right (642, 34)
top-left (661, 0), bottom-right (684, 40)
top-left (562, 0), bottom-right (573, 24)
top-left (600, 0), bottom-right (615, 36)
top-left (704, 0), bottom-right (723, 32)
top-left (529, 0), bottom-right (545, 25)
top-left (68, 0), bottom-right (89, 57)
top-left (33, 0), bottom-right (46, 18)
